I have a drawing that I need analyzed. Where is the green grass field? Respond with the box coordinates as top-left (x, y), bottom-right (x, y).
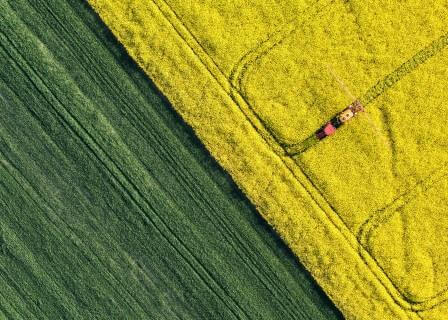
top-left (0, 0), bottom-right (343, 318)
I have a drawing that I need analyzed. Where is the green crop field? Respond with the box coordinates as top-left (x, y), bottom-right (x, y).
top-left (0, 0), bottom-right (342, 319)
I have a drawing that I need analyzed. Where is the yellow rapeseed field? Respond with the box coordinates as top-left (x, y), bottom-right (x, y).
top-left (88, 0), bottom-right (448, 318)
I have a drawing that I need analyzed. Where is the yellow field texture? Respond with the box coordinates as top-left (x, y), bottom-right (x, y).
top-left (88, 0), bottom-right (448, 319)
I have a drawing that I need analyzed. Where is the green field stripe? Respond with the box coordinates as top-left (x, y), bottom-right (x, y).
top-left (0, 0), bottom-right (342, 319)
top-left (0, 274), bottom-right (30, 320)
